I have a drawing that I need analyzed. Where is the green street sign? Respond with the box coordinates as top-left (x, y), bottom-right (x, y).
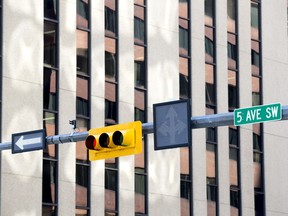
top-left (234, 103), bottom-right (282, 126)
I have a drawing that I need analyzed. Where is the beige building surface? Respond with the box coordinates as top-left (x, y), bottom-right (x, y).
top-left (0, 0), bottom-right (287, 215)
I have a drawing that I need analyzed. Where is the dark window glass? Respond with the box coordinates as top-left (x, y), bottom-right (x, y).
top-left (105, 51), bottom-right (117, 80)
top-left (179, 19), bottom-right (189, 54)
top-left (251, 50), bottom-right (259, 67)
top-left (207, 183), bottom-right (217, 201)
top-left (76, 76), bottom-right (89, 117)
top-left (135, 173), bottom-right (146, 214)
top-left (43, 68), bottom-right (57, 111)
top-left (228, 42), bottom-right (237, 60)
top-left (44, 22), bottom-right (57, 68)
top-left (135, 108), bottom-right (145, 122)
top-left (105, 168), bottom-right (117, 211)
top-left (105, 6), bottom-right (116, 35)
top-left (230, 189), bottom-right (240, 208)
top-left (206, 83), bottom-right (215, 105)
top-left (253, 133), bottom-right (262, 151)
top-left (205, 26), bottom-right (214, 63)
top-left (228, 85), bottom-right (237, 109)
top-left (227, 0), bottom-right (236, 33)
top-left (77, 0), bottom-right (89, 29)
top-left (251, 2), bottom-right (259, 28)
top-left (252, 76), bottom-right (260, 106)
top-left (134, 17), bottom-right (145, 42)
top-left (134, 45), bottom-right (145, 88)
top-left (180, 178), bottom-right (191, 199)
top-left (105, 99), bottom-right (117, 124)
top-left (134, 4), bottom-right (145, 43)
top-left (135, 173), bottom-right (146, 195)
top-left (42, 160), bottom-right (57, 215)
top-left (255, 193), bottom-right (264, 216)
top-left (44, 0), bottom-right (57, 19)
top-left (229, 127), bottom-right (238, 146)
top-left (205, 0), bottom-right (214, 26)
top-left (229, 148), bottom-right (239, 186)
top-left (42, 160), bottom-right (57, 203)
top-left (206, 127), bottom-right (216, 143)
top-left (205, 37), bottom-right (213, 56)
top-left (77, 30), bottom-right (89, 75)
top-left (43, 112), bottom-right (56, 137)
top-left (135, 61), bottom-right (145, 87)
top-left (76, 163), bottom-right (89, 208)
top-left (180, 74), bottom-right (189, 99)
top-left (77, 97), bottom-right (89, 116)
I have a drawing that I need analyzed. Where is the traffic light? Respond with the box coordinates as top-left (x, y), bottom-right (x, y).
top-left (85, 121), bottom-right (142, 160)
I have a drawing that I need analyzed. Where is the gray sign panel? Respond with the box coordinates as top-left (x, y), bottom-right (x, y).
top-left (12, 129), bottom-right (45, 154)
top-left (153, 100), bottom-right (191, 150)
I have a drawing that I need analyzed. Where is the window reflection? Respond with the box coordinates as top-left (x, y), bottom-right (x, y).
top-left (228, 33), bottom-right (237, 70)
top-left (77, 0), bottom-right (89, 29)
top-left (134, 5), bottom-right (145, 43)
top-left (77, 30), bottom-right (89, 75)
top-left (105, 0), bottom-right (117, 36)
top-left (205, 0), bottom-right (214, 26)
top-left (230, 189), bottom-right (240, 216)
top-left (179, 19), bottom-right (189, 56)
top-left (76, 163), bottom-right (89, 208)
top-left (44, 0), bottom-right (57, 20)
top-left (105, 37), bottom-right (117, 81)
top-left (252, 76), bottom-right (260, 106)
top-left (44, 22), bottom-right (57, 68)
top-left (229, 148), bottom-right (238, 186)
top-left (134, 45), bottom-right (145, 88)
top-left (251, 1), bottom-right (259, 40)
top-left (228, 71), bottom-right (237, 110)
top-left (251, 40), bottom-right (260, 75)
top-left (205, 27), bottom-right (214, 63)
top-left (76, 76), bottom-right (89, 117)
top-left (43, 68), bottom-right (57, 111)
top-left (227, 0), bottom-right (236, 33)
top-left (105, 166), bottom-right (117, 211)
top-left (42, 160), bottom-right (57, 215)
top-left (179, 0), bottom-right (188, 19)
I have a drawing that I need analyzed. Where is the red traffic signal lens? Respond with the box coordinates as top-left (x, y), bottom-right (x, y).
top-left (85, 135), bottom-right (96, 150)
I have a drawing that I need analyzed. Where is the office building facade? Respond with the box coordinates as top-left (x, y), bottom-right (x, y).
top-left (0, 0), bottom-right (288, 215)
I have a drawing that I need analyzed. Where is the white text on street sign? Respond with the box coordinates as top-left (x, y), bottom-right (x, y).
top-left (234, 103), bottom-right (282, 126)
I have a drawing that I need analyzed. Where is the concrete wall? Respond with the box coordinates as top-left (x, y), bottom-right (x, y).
top-left (0, 0), bottom-right (287, 215)
top-left (262, 0), bottom-right (288, 215)
top-left (147, 0), bottom-right (181, 215)
top-left (1, 0), bottom-right (43, 215)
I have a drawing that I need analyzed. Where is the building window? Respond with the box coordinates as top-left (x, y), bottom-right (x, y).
top-left (134, 1), bottom-right (148, 215)
top-left (179, 1), bottom-right (192, 215)
top-left (105, 0), bottom-right (119, 215)
top-left (43, 0), bottom-right (59, 214)
top-left (251, 1), bottom-right (265, 215)
top-left (76, 0), bottom-right (91, 214)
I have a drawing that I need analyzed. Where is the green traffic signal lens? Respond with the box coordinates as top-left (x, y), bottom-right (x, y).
top-left (99, 133), bottom-right (110, 147)
top-left (112, 131), bottom-right (123, 145)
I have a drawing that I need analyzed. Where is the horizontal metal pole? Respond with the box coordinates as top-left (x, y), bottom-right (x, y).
top-left (0, 105), bottom-right (287, 151)
top-left (46, 131), bottom-right (89, 145)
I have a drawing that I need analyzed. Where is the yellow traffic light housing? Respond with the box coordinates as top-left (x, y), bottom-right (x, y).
top-left (85, 121), bottom-right (142, 160)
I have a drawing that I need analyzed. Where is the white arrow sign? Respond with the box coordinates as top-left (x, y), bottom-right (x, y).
top-left (15, 136), bottom-right (42, 150)
top-left (12, 129), bottom-right (45, 154)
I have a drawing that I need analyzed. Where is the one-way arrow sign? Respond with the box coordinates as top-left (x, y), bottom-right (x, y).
top-left (12, 129), bottom-right (45, 154)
